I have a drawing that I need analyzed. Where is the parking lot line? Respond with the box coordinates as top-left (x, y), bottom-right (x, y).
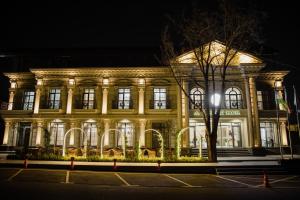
top-left (255, 176), bottom-right (298, 187)
top-left (115, 173), bottom-right (134, 186)
top-left (164, 174), bottom-right (195, 187)
top-left (215, 175), bottom-right (257, 188)
top-left (7, 169), bottom-right (23, 181)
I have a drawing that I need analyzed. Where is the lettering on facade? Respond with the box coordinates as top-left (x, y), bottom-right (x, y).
top-left (193, 110), bottom-right (240, 116)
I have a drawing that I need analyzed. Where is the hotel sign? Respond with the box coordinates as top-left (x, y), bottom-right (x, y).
top-left (193, 109), bottom-right (241, 116)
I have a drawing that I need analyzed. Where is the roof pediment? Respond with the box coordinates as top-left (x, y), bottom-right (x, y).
top-left (175, 40), bottom-right (262, 66)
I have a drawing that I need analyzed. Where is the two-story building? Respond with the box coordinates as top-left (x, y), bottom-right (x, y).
top-left (0, 44), bottom-right (289, 157)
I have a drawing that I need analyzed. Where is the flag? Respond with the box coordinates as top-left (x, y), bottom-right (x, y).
top-left (293, 85), bottom-right (300, 113)
top-left (277, 97), bottom-right (291, 113)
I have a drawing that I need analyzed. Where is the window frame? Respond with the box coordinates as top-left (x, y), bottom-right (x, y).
top-left (153, 88), bottom-right (167, 109)
top-left (118, 88), bottom-right (131, 109)
top-left (190, 87), bottom-right (204, 109)
top-left (82, 88), bottom-right (95, 109)
top-left (23, 91), bottom-right (35, 110)
top-left (225, 87), bottom-right (242, 109)
top-left (48, 88), bottom-right (61, 109)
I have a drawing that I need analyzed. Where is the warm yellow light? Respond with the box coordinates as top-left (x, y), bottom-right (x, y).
top-left (69, 78), bottom-right (75, 85)
top-left (103, 78), bottom-right (109, 85)
top-left (138, 78), bottom-right (145, 85)
top-left (37, 79), bottom-right (43, 86)
top-left (275, 80), bottom-right (282, 88)
top-left (239, 54), bottom-right (253, 63)
top-left (10, 81), bottom-right (17, 88)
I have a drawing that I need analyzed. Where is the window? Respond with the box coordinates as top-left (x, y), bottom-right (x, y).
top-left (190, 88), bottom-right (204, 109)
top-left (257, 91), bottom-right (263, 110)
top-left (50, 122), bottom-right (64, 146)
top-left (118, 122), bottom-right (133, 147)
top-left (225, 87), bottom-right (242, 109)
top-left (23, 91), bottom-right (35, 110)
top-left (260, 122), bottom-right (276, 147)
top-left (83, 89), bottom-right (95, 109)
top-left (49, 89), bottom-right (61, 109)
top-left (83, 122), bottom-right (97, 146)
top-left (118, 88), bottom-right (131, 109)
top-left (154, 88), bottom-right (166, 109)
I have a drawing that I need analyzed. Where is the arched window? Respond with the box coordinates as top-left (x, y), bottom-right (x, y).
top-left (83, 120), bottom-right (98, 147)
top-left (225, 87), bottom-right (242, 109)
top-left (190, 88), bottom-right (204, 109)
top-left (49, 119), bottom-right (64, 146)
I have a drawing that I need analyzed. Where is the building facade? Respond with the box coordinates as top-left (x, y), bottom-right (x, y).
top-left (0, 49), bottom-right (290, 157)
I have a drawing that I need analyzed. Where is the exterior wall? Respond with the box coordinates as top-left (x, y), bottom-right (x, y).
top-left (0, 67), bottom-right (290, 155)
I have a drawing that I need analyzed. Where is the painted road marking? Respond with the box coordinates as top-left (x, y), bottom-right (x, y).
top-left (164, 174), bottom-right (199, 187)
top-left (7, 169), bottom-right (23, 181)
top-left (256, 176), bottom-right (298, 187)
top-left (215, 175), bottom-right (257, 188)
top-left (115, 173), bottom-right (138, 187)
top-left (61, 170), bottom-right (73, 184)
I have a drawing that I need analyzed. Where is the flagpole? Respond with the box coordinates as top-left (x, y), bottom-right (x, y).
top-left (274, 85), bottom-right (283, 160)
top-left (294, 85), bottom-right (300, 139)
top-left (284, 86), bottom-right (293, 159)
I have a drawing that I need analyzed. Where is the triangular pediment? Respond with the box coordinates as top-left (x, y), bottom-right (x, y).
top-left (175, 40), bottom-right (262, 66)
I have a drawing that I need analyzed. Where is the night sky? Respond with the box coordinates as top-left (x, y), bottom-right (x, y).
top-left (0, 0), bottom-right (299, 101)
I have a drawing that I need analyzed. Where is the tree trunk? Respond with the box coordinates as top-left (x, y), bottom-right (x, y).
top-left (207, 132), bottom-right (217, 162)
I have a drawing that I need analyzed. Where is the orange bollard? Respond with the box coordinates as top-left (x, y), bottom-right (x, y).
top-left (157, 160), bottom-right (161, 171)
top-left (113, 159), bottom-right (117, 171)
top-left (70, 157), bottom-right (75, 170)
top-left (263, 170), bottom-right (270, 188)
top-left (24, 157), bottom-right (28, 169)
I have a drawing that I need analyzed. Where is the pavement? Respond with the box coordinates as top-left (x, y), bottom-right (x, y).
top-left (0, 154), bottom-right (299, 173)
top-left (0, 168), bottom-right (300, 200)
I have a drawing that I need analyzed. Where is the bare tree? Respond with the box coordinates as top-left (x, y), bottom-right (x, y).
top-left (161, 2), bottom-right (261, 162)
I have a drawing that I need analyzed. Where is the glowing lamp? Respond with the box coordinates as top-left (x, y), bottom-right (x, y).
top-left (138, 78), bottom-right (145, 85)
top-left (211, 93), bottom-right (221, 107)
top-left (68, 78), bottom-right (75, 85)
top-left (275, 80), bottom-right (282, 88)
top-left (10, 81), bottom-right (17, 88)
top-left (37, 79), bottom-right (43, 86)
top-left (103, 78), bottom-right (109, 85)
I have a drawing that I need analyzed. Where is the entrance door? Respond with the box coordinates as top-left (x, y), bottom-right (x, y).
top-left (232, 123), bottom-right (242, 147)
top-left (17, 122), bottom-right (31, 154)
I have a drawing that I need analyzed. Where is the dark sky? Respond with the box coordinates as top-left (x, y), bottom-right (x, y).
top-left (0, 0), bottom-right (300, 100)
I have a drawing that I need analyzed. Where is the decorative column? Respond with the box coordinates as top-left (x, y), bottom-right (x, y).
top-left (103, 119), bottom-right (110, 147)
top-left (138, 79), bottom-right (145, 114)
top-left (66, 78), bottom-right (75, 114)
top-left (176, 85), bottom-right (182, 131)
top-left (139, 119), bottom-right (146, 147)
top-left (2, 121), bottom-right (11, 145)
top-left (182, 81), bottom-right (189, 147)
top-left (8, 91), bottom-right (15, 110)
top-left (243, 76), bottom-right (254, 147)
top-left (102, 78), bottom-right (109, 114)
top-left (280, 122), bottom-right (288, 145)
top-left (35, 121), bottom-right (43, 145)
top-left (33, 79), bottom-right (43, 113)
top-left (69, 121), bottom-right (76, 146)
top-left (249, 77), bottom-right (261, 147)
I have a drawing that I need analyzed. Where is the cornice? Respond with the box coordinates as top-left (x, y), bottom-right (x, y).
top-left (30, 67), bottom-right (172, 78)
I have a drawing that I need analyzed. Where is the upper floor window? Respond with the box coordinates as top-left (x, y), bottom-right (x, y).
top-left (23, 91), bottom-right (35, 110)
top-left (118, 88), bottom-right (131, 109)
top-left (257, 91), bottom-right (263, 110)
top-left (154, 88), bottom-right (166, 109)
top-left (50, 121), bottom-right (64, 146)
top-left (49, 89), bottom-right (61, 109)
top-left (190, 87), bottom-right (204, 109)
top-left (225, 87), bottom-right (242, 109)
top-left (83, 88), bottom-right (95, 109)
top-left (83, 122), bottom-right (97, 146)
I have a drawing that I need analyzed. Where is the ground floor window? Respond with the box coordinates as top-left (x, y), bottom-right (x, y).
top-left (17, 122), bottom-right (31, 147)
top-left (118, 122), bottom-right (133, 147)
top-left (50, 122), bottom-right (64, 146)
top-left (189, 121), bottom-right (242, 148)
top-left (83, 122), bottom-right (97, 146)
top-left (260, 122), bottom-right (276, 147)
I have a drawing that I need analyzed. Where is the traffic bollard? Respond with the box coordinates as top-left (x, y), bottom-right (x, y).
top-left (157, 160), bottom-right (161, 171)
top-left (70, 157), bottom-right (75, 170)
top-left (263, 170), bottom-right (270, 188)
top-left (113, 159), bottom-right (117, 171)
top-left (24, 155), bottom-right (28, 169)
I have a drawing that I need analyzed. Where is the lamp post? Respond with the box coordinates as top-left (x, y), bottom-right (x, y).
top-left (274, 80), bottom-right (283, 160)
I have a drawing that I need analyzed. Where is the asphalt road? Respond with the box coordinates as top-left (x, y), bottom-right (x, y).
top-left (0, 168), bottom-right (300, 200)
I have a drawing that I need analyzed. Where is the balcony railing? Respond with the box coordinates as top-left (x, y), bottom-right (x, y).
top-left (74, 100), bottom-right (96, 109)
top-left (40, 100), bottom-right (62, 109)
